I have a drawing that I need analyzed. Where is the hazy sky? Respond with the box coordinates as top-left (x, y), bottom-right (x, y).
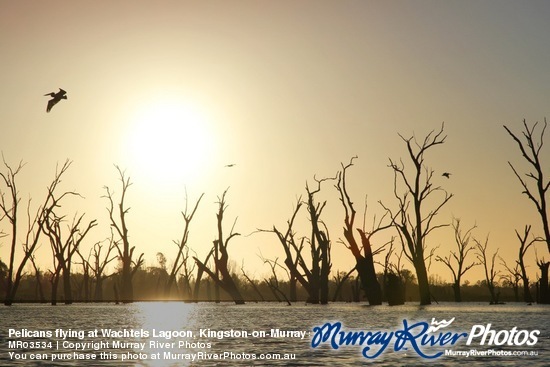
top-left (1, 1), bottom-right (549, 284)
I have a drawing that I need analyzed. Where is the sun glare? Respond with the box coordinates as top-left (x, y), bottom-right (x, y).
top-left (125, 98), bottom-right (215, 189)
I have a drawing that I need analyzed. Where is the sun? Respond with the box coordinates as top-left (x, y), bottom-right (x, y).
top-left (124, 97), bottom-right (216, 189)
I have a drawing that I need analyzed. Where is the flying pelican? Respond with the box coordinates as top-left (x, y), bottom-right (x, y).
top-left (44, 88), bottom-right (67, 112)
top-left (442, 172), bottom-right (451, 178)
top-left (225, 164), bottom-right (236, 168)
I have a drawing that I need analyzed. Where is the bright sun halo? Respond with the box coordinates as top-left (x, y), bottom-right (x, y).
top-left (126, 98), bottom-right (215, 188)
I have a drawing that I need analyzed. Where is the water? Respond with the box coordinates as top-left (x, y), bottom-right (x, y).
top-left (0, 302), bottom-right (548, 366)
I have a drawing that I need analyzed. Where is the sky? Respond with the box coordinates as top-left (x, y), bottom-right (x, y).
top-left (1, 1), bottom-right (549, 285)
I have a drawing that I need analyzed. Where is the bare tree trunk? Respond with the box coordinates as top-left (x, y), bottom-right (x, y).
top-left (515, 226), bottom-right (537, 303)
top-left (505, 119), bottom-right (550, 254)
top-left (538, 261), bottom-right (550, 304)
top-left (436, 218), bottom-right (478, 303)
top-left (193, 190), bottom-right (244, 304)
top-left (165, 193), bottom-right (203, 297)
top-left (382, 124), bottom-right (453, 305)
top-left (104, 167), bottom-right (144, 303)
top-left (475, 236), bottom-right (500, 304)
top-left (2, 160), bottom-right (74, 306)
top-left (29, 256), bottom-right (46, 303)
top-left (336, 157), bottom-right (392, 305)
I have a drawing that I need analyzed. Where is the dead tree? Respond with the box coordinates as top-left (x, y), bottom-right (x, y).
top-left (192, 249), bottom-right (213, 301)
top-left (264, 176), bottom-right (333, 304)
top-left (515, 225), bottom-right (538, 303)
top-left (104, 166), bottom-right (144, 303)
top-left (75, 249), bottom-right (92, 302)
top-left (165, 192), bottom-right (203, 298)
top-left (537, 259), bottom-right (550, 304)
top-left (89, 234), bottom-right (117, 301)
top-left (0, 158), bottom-right (23, 305)
top-left (193, 189), bottom-right (245, 304)
top-left (261, 257), bottom-right (291, 305)
top-left (241, 262), bottom-right (265, 302)
top-left (305, 177), bottom-right (333, 304)
top-left (504, 119), bottom-right (549, 253)
top-left (178, 245), bottom-right (196, 300)
top-left (382, 240), bottom-right (405, 305)
top-left (331, 268), bottom-right (355, 302)
top-left (1, 159), bottom-right (74, 306)
top-left (29, 255), bottom-right (46, 302)
top-left (499, 258), bottom-right (521, 302)
top-left (336, 157), bottom-right (391, 305)
top-left (381, 124), bottom-right (453, 305)
top-left (43, 213), bottom-right (97, 304)
top-left (475, 236), bottom-right (500, 304)
top-left (436, 218), bottom-right (478, 302)
top-left (264, 200), bottom-right (305, 302)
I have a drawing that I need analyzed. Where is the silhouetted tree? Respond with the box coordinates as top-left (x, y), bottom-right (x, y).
top-left (193, 189), bottom-right (245, 304)
top-left (89, 234), bottom-right (117, 301)
top-left (475, 235), bottom-right (500, 304)
top-left (515, 225), bottom-right (538, 303)
top-left (0, 258), bottom-right (8, 297)
top-left (75, 249), bottom-right (91, 302)
top-left (241, 262), bottom-right (265, 302)
top-left (331, 268), bottom-right (355, 302)
top-left (381, 124), bottom-right (453, 305)
top-left (504, 119), bottom-right (549, 253)
top-left (262, 200), bottom-right (304, 302)
top-left (265, 175), bottom-right (334, 304)
top-left (499, 258), bottom-right (521, 302)
top-left (165, 192), bottom-right (203, 298)
top-left (104, 167), bottom-right (144, 303)
top-left (192, 249), bottom-right (213, 301)
top-left (1, 159), bottom-right (74, 305)
top-left (336, 157), bottom-right (391, 305)
top-left (29, 255), bottom-right (46, 302)
top-left (261, 257), bottom-right (291, 305)
top-left (537, 260), bottom-right (550, 304)
top-left (382, 241), bottom-right (405, 305)
top-left (304, 177), bottom-right (333, 304)
top-left (43, 212), bottom-right (96, 304)
top-left (436, 218), bottom-right (478, 302)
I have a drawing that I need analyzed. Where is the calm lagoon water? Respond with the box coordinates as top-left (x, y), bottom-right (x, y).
top-left (0, 302), bottom-right (547, 366)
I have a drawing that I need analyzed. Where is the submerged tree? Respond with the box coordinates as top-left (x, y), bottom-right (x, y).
top-left (382, 240), bottom-right (408, 306)
top-left (304, 177), bottom-right (333, 304)
top-left (381, 124), bottom-right (453, 305)
top-left (164, 192), bottom-right (203, 298)
top-left (265, 176), bottom-right (333, 304)
top-left (44, 212), bottom-right (96, 304)
top-left (514, 225), bottom-right (538, 303)
top-left (436, 218), bottom-right (478, 302)
top-left (265, 199), bottom-right (303, 302)
top-left (194, 189), bottom-right (245, 304)
top-left (336, 157), bottom-right (391, 305)
top-left (504, 119), bottom-right (549, 254)
top-left (1, 159), bottom-right (74, 306)
top-left (475, 235), bottom-right (500, 304)
top-left (89, 234), bottom-right (117, 301)
top-left (104, 166), bottom-right (144, 303)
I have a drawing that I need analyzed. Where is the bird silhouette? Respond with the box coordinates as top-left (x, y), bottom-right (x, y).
top-left (225, 164), bottom-right (236, 168)
top-left (44, 88), bottom-right (67, 112)
top-left (442, 172), bottom-right (451, 178)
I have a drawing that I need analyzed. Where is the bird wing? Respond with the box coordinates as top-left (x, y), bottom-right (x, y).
top-left (58, 88), bottom-right (67, 96)
top-left (46, 98), bottom-right (59, 113)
